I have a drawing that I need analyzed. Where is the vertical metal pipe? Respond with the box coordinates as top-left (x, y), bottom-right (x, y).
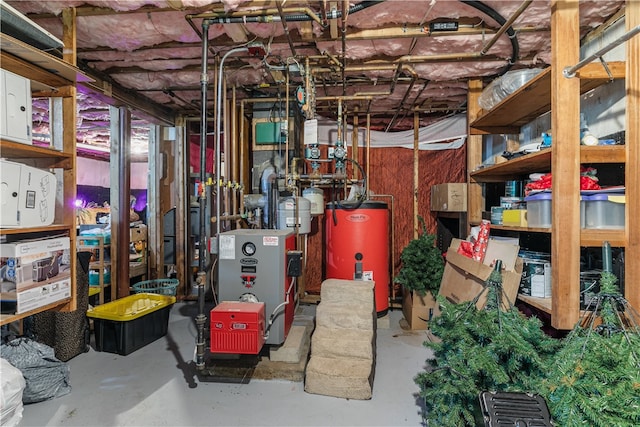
top-left (285, 71), bottom-right (290, 184)
top-left (195, 20), bottom-right (210, 370)
top-left (216, 46), bottom-right (249, 238)
top-left (239, 100), bottom-right (246, 215)
top-left (366, 113), bottom-right (370, 196)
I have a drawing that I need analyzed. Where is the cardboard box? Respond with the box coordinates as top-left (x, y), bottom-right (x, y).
top-left (130, 226), bottom-right (147, 242)
top-left (502, 209), bottom-right (528, 227)
top-left (402, 290), bottom-right (440, 330)
top-left (483, 239), bottom-right (520, 271)
top-left (1, 276), bottom-right (72, 314)
top-left (439, 239), bottom-right (522, 310)
top-left (431, 183), bottom-right (467, 212)
top-left (0, 236), bottom-right (71, 290)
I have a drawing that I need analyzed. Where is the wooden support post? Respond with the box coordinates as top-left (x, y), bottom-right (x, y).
top-left (413, 111), bottom-right (419, 238)
top-left (550, 0), bottom-right (581, 330)
top-left (467, 79), bottom-right (484, 227)
top-left (625, 0), bottom-right (640, 311)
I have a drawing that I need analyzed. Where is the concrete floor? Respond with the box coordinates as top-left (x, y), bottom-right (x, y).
top-left (19, 302), bottom-right (433, 427)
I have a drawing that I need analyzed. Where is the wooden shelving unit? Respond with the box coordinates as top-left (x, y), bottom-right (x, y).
top-left (77, 236), bottom-right (114, 305)
top-left (0, 34), bottom-right (88, 326)
top-left (467, 4), bottom-right (638, 330)
top-left (470, 62), bottom-right (625, 135)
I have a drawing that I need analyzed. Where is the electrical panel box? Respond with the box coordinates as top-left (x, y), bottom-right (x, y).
top-left (0, 159), bottom-right (57, 228)
top-left (0, 68), bottom-right (32, 145)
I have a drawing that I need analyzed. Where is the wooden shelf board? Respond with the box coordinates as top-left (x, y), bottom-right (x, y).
top-left (470, 145), bottom-right (625, 182)
top-left (0, 140), bottom-right (73, 169)
top-left (518, 295), bottom-right (591, 320)
top-left (489, 225), bottom-right (551, 233)
top-left (89, 261), bottom-right (111, 269)
top-left (0, 298), bottom-right (71, 326)
top-left (0, 33), bottom-right (92, 85)
top-left (471, 150), bottom-right (552, 182)
top-left (580, 145), bottom-right (626, 163)
top-left (0, 224), bottom-right (73, 236)
top-left (580, 229), bottom-right (626, 247)
top-left (470, 62), bottom-right (624, 134)
top-left (517, 294), bottom-right (552, 313)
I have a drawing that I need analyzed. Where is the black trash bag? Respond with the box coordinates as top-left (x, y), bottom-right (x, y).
top-left (0, 337), bottom-right (71, 404)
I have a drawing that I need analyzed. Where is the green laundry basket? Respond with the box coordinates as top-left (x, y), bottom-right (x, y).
top-left (131, 278), bottom-right (179, 296)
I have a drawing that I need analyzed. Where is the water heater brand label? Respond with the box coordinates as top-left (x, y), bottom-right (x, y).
top-left (232, 323), bottom-right (247, 330)
top-left (347, 213), bottom-right (370, 223)
top-left (262, 236), bottom-right (279, 246)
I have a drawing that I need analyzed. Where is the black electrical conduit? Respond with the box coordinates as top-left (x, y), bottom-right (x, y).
top-left (201, 1), bottom-right (383, 25)
top-left (461, 0), bottom-right (520, 76)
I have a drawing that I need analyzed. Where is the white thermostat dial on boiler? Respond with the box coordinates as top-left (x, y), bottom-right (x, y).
top-left (242, 241), bottom-right (256, 256)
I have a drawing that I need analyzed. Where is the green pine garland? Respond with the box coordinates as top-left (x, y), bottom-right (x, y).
top-left (394, 216), bottom-right (444, 296)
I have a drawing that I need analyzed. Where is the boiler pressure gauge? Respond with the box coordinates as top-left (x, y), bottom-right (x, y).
top-left (242, 242), bottom-right (257, 256)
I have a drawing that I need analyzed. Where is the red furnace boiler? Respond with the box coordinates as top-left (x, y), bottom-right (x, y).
top-left (212, 229), bottom-right (297, 355)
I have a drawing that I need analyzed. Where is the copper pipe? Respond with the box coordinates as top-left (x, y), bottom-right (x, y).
top-left (231, 86), bottom-right (239, 224)
top-left (285, 70), bottom-right (291, 185)
top-left (366, 113), bottom-right (370, 196)
top-left (276, 1), bottom-right (297, 57)
top-left (239, 100), bottom-right (246, 215)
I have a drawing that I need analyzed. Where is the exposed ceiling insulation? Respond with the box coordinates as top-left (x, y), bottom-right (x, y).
top-left (3, 0), bottom-right (626, 156)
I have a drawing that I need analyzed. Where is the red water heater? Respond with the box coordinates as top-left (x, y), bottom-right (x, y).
top-left (325, 200), bottom-right (390, 316)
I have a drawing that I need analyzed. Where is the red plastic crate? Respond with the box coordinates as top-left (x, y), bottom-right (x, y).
top-left (210, 301), bottom-right (265, 355)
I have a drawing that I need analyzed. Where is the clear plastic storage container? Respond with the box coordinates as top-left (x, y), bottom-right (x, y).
top-left (524, 192), bottom-right (552, 228)
top-left (583, 193), bottom-right (625, 229)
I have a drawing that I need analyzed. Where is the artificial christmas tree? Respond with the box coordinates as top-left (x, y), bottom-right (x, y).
top-left (395, 216), bottom-right (444, 329)
top-left (416, 260), bottom-right (560, 425)
top-left (541, 266), bottom-right (640, 426)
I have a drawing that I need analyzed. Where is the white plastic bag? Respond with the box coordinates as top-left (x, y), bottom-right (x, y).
top-left (1, 357), bottom-right (26, 427)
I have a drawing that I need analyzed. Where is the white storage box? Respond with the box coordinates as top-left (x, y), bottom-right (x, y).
top-left (0, 159), bottom-right (57, 228)
top-left (2, 276), bottom-right (72, 314)
top-left (524, 192), bottom-right (551, 228)
top-left (583, 193), bottom-right (625, 229)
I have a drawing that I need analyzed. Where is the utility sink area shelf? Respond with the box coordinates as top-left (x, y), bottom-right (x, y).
top-left (470, 62), bottom-right (625, 135)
